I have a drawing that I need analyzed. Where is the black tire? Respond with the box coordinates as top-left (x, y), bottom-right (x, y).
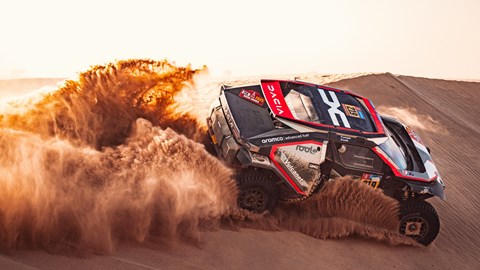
top-left (236, 169), bottom-right (278, 213)
top-left (399, 200), bottom-right (440, 246)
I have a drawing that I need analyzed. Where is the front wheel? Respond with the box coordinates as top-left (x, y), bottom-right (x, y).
top-left (236, 169), bottom-right (278, 213)
top-left (399, 200), bottom-right (440, 246)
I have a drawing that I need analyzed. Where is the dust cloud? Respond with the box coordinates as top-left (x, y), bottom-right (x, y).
top-left (271, 177), bottom-right (417, 245)
top-left (377, 106), bottom-right (447, 134)
top-left (0, 119), bottom-right (239, 253)
top-left (0, 60), bottom-right (412, 254)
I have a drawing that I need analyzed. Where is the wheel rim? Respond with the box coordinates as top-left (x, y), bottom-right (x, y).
top-left (400, 216), bottom-right (429, 240)
top-left (238, 188), bottom-right (267, 213)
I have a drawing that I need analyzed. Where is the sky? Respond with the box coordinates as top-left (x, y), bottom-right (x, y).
top-left (0, 0), bottom-right (479, 80)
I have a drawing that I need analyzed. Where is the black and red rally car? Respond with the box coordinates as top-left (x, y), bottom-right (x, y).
top-left (206, 79), bottom-right (446, 245)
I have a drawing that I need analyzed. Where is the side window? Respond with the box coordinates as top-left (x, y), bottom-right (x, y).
top-left (337, 144), bottom-right (383, 172)
top-left (284, 90), bottom-right (320, 123)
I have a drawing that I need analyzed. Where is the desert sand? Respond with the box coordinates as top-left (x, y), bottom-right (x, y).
top-left (0, 70), bottom-right (479, 269)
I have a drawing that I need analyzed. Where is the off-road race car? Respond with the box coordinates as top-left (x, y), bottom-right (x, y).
top-left (206, 79), bottom-right (446, 245)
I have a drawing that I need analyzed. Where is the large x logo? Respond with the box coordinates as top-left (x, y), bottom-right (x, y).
top-left (318, 89), bottom-right (351, 128)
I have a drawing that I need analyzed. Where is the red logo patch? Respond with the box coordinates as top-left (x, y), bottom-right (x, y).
top-left (239, 89), bottom-right (265, 106)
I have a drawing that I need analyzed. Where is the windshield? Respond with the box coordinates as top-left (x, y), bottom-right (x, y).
top-left (378, 129), bottom-right (408, 170)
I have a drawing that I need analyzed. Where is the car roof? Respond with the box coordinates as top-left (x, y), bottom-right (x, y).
top-left (259, 79), bottom-right (386, 137)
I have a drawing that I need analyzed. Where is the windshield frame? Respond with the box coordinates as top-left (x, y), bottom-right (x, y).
top-left (378, 127), bottom-right (409, 171)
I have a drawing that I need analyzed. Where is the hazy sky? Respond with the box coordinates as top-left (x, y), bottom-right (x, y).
top-left (0, 0), bottom-right (479, 79)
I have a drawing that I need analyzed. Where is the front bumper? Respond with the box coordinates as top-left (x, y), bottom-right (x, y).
top-left (207, 100), bottom-right (240, 164)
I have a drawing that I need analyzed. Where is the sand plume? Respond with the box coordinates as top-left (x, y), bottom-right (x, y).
top-left (0, 119), bottom-right (238, 253)
top-left (0, 59), bottom-right (208, 148)
top-left (272, 177), bottom-right (417, 245)
top-left (377, 106), bottom-right (447, 135)
top-left (0, 60), bottom-right (413, 255)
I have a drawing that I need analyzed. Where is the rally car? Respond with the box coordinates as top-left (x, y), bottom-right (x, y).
top-left (206, 79), bottom-right (446, 245)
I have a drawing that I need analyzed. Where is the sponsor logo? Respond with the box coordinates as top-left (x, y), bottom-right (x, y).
top-left (266, 84), bottom-right (286, 115)
top-left (261, 136), bottom-right (284, 144)
top-left (342, 104), bottom-right (365, 119)
top-left (239, 89), bottom-right (265, 106)
top-left (224, 109), bottom-right (236, 130)
top-left (318, 89), bottom-right (351, 128)
top-left (279, 152), bottom-right (307, 186)
top-left (295, 145), bottom-right (318, 155)
top-left (284, 134), bottom-right (309, 140)
top-left (260, 134), bottom-right (310, 144)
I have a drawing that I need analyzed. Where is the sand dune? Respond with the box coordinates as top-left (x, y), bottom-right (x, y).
top-left (1, 71), bottom-right (479, 269)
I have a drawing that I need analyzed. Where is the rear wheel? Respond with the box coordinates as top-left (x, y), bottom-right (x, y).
top-left (399, 200), bottom-right (440, 246)
top-left (236, 169), bottom-right (278, 213)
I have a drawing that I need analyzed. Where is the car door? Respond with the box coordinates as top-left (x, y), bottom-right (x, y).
top-left (331, 141), bottom-right (386, 189)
